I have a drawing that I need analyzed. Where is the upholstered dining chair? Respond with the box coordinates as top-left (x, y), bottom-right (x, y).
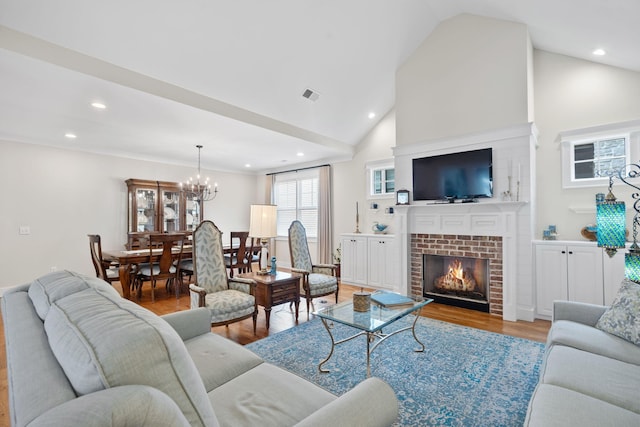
top-left (136, 233), bottom-right (186, 302)
top-left (189, 221), bottom-right (258, 333)
top-left (223, 231), bottom-right (251, 277)
top-left (88, 234), bottom-right (120, 285)
top-left (288, 220), bottom-right (339, 314)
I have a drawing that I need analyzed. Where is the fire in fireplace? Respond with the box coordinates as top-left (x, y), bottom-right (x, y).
top-left (423, 254), bottom-right (489, 312)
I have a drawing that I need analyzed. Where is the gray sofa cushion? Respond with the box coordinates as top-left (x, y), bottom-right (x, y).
top-left (546, 320), bottom-right (640, 366)
top-left (1, 288), bottom-right (77, 427)
top-left (541, 345), bottom-right (640, 414)
top-left (43, 280), bottom-right (219, 427)
top-left (28, 270), bottom-right (121, 320)
top-left (185, 332), bottom-right (263, 392)
top-left (28, 385), bottom-right (191, 427)
top-left (525, 384), bottom-right (640, 427)
top-left (208, 363), bottom-right (335, 427)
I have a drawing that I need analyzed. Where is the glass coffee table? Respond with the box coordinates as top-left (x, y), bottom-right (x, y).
top-left (314, 295), bottom-right (433, 377)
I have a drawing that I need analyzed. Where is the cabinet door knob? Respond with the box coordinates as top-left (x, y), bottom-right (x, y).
top-left (568, 251), bottom-right (573, 254)
top-left (561, 250), bottom-right (566, 254)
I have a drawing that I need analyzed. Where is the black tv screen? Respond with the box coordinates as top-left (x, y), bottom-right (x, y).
top-left (412, 148), bottom-right (493, 201)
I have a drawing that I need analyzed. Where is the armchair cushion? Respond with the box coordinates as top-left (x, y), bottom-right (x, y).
top-left (204, 289), bottom-right (256, 324)
top-left (307, 273), bottom-right (338, 296)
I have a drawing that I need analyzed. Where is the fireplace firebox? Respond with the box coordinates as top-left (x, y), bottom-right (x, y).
top-left (423, 254), bottom-right (490, 312)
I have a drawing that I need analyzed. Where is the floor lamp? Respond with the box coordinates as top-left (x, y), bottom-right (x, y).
top-left (249, 204), bottom-right (277, 274)
top-left (596, 169), bottom-right (640, 282)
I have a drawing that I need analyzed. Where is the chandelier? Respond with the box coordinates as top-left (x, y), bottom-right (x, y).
top-left (180, 145), bottom-right (218, 202)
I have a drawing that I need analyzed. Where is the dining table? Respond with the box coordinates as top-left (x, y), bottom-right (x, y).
top-left (103, 244), bottom-right (239, 299)
top-left (103, 245), bottom-right (193, 300)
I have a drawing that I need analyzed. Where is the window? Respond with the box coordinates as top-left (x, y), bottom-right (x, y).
top-left (274, 170), bottom-right (318, 237)
top-left (367, 160), bottom-right (395, 198)
top-left (560, 120), bottom-right (640, 189)
top-left (572, 136), bottom-right (627, 180)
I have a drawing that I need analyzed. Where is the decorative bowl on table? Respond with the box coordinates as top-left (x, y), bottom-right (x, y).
top-left (372, 222), bottom-right (388, 234)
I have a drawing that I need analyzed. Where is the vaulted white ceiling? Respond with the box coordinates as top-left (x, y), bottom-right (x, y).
top-left (1, 0), bottom-right (639, 173)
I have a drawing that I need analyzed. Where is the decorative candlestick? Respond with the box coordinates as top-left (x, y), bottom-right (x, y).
top-left (354, 201), bottom-right (361, 233)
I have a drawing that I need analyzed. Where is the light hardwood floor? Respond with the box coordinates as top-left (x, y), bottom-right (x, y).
top-left (0, 280), bottom-right (550, 425)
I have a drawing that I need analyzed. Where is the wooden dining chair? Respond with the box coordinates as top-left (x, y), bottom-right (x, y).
top-left (135, 233), bottom-right (186, 301)
top-left (88, 234), bottom-right (120, 285)
top-left (224, 231), bottom-right (251, 277)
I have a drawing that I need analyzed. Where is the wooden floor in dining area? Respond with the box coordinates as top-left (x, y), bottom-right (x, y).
top-left (0, 279), bottom-right (550, 426)
top-left (125, 280), bottom-right (551, 344)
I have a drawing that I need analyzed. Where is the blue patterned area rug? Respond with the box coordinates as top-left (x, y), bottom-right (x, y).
top-left (246, 315), bottom-right (545, 426)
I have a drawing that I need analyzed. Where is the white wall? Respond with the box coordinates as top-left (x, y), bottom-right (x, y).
top-left (0, 140), bottom-right (258, 289)
top-left (534, 50), bottom-right (640, 240)
top-left (395, 13), bottom-right (531, 146)
top-left (332, 109), bottom-right (397, 249)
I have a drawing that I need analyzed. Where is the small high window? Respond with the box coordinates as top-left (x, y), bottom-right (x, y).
top-left (367, 160), bottom-right (395, 198)
top-left (560, 120), bottom-right (640, 189)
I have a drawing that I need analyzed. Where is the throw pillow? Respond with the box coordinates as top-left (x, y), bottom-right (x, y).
top-left (596, 279), bottom-right (640, 345)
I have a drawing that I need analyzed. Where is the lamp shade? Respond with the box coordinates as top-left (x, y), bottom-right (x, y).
top-left (625, 251), bottom-right (640, 283)
top-left (596, 201), bottom-right (626, 249)
top-left (249, 204), bottom-right (277, 238)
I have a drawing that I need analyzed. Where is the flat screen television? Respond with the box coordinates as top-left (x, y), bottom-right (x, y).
top-left (412, 148), bottom-right (493, 202)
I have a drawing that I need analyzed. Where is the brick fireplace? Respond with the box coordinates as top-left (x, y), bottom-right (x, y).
top-left (391, 123), bottom-right (538, 321)
top-left (410, 234), bottom-right (503, 316)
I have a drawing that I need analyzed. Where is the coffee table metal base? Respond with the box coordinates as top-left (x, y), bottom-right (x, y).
top-left (318, 308), bottom-right (425, 378)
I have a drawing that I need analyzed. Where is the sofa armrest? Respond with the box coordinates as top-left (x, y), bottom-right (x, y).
top-left (294, 377), bottom-right (398, 427)
top-left (28, 385), bottom-right (191, 427)
top-left (552, 300), bottom-right (608, 326)
top-left (161, 308), bottom-right (212, 341)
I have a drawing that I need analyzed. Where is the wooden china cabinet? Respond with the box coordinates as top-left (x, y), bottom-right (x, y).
top-left (126, 179), bottom-right (201, 233)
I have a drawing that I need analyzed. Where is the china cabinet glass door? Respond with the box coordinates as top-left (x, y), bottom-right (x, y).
top-left (135, 188), bottom-right (157, 232)
top-left (161, 190), bottom-right (181, 232)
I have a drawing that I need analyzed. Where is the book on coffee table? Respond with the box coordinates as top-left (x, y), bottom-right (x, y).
top-left (370, 292), bottom-right (415, 309)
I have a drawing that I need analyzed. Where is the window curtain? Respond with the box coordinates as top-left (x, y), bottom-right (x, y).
top-left (318, 165), bottom-right (332, 264)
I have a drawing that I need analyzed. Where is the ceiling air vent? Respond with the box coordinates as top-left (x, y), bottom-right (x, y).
top-left (302, 88), bottom-right (320, 102)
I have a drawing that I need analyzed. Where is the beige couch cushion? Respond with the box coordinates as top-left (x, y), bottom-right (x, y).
top-left (44, 277), bottom-right (218, 427)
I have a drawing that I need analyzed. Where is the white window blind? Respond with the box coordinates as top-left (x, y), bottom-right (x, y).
top-left (274, 170), bottom-right (319, 237)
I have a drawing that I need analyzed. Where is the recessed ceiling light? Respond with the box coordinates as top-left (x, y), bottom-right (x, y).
top-left (297, 152), bottom-right (304, 157)
top-left (592, 48), bottom-right (606, 56)
top-left (91, 102), bottom-right (107, 109)
top-left (245, 163), bottom-right (251, 168)
top-left (65, 133), bottom-right (77, 139)
top-left (368, 112), bottom-right (376, 119)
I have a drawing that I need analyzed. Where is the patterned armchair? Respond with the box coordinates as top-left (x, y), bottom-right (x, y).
top-left (189, 220), bottom-right (258, 333)
top-left (288, 220), bottom-right (339, 314)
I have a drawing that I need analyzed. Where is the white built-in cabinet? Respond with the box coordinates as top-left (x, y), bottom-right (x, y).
top-left (340, 234), bottom-right (395, 290)
top-left (534, 240), bottom-right (626, 319)
top-left (340, 235), bottom-right (368, 285)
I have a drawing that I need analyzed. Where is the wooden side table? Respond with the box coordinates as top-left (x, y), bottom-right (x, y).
top-left (238, 271), bottom-right (300, 329)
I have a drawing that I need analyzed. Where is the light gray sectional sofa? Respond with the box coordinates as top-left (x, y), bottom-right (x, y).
top-left (2, 270), bottom-right (398, 427)
top-left (525, 286), bottom-right (640, 426)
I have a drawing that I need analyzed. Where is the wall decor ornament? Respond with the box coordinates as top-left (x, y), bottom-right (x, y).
top-left (396, 189), bottom-right (410, 205)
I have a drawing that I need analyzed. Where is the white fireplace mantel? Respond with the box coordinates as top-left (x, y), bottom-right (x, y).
top-left (391, 124), bottom-right (537, 322)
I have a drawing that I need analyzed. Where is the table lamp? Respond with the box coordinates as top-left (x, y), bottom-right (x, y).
top-left (249, 204), bottom-right (277, 273)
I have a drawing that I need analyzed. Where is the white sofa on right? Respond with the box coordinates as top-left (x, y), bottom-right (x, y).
top-left (525, 279), bottom-right (640, 426)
